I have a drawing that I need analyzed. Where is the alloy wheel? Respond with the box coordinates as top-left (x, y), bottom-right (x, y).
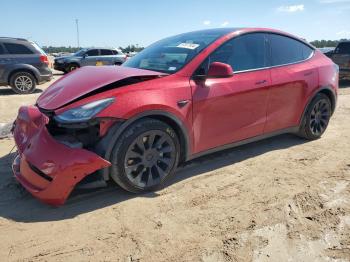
top-left (309, 99), bottom-right (331, 136)
top-left (14, 75), bottom-right (33, 92)
top-left (124, 130), bottom-right (176, 188)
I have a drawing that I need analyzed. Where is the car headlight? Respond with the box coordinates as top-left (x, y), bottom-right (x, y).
top-left (54, 98), bottom-right (115, 123)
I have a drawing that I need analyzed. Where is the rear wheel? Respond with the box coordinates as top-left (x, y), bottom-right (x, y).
top-left (110, 118), bottom-right (180, 193)
top-left (10, 72), bottom-right (36, 94)
top-left (298, 93), bottom-right (331, 140)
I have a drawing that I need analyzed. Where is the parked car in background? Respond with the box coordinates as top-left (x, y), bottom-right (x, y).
top-left (51, 52), bottom-right (73, 57)
top-left (12, 28), bottom-right (338, 205)
top-left (325, 41), bottom-right (350, 80)
top-left (0, 37), bottom-right (52, 94)
top-left (125, 51), bottom-right (138, 58)
top-left (54, 48), bottom-right (127, 73)
top-left (318, 47), bottom-right (335, 55)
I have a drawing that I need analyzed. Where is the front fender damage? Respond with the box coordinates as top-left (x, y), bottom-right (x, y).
top-left (12, 106), bottom-right (111, 206)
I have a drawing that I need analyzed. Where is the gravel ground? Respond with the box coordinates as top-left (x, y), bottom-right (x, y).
top-left (0, 76), bottom-right (349, 261)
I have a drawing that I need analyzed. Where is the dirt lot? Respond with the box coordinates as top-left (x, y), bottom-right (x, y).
top-left (0, 76), bottom-right (349, 262)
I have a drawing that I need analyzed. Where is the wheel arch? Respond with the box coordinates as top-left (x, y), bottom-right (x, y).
top-left (7, 66), bottom-right (39, 84)
top-left (100, 110), bottom-right (191, 180)
top-left (318, 88), bottom-right (336, 114)
top-left (299, 86), bottom-right (337, 126)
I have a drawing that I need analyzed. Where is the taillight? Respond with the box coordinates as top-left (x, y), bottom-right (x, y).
top-left (40, 55), bottom-right (49, 65)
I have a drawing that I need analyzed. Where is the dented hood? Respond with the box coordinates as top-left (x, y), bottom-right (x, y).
top-left (37, 66), bottom-right (166, 110)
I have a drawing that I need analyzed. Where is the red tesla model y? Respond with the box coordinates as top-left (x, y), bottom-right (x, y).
top-left (12, 28), bottom-right (338, 205)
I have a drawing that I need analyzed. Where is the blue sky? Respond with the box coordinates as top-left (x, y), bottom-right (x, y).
top-left (1, 0), bottom-right (349, 48)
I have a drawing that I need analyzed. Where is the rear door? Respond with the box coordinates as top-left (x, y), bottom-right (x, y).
top-left (332, 42), bottom-right (350, 73)
top-left (99, 49), bottom-right (114, 65)
top-left (191, 33), bottom-right (271, 153)
top-left (264, 34), bottom-right (317, 133)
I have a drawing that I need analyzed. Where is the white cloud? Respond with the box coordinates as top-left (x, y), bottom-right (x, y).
top-left (203, 20), bottom-right (211, 26)
top-left (221, 21), bottom-right (229, 27)
top-left (320, 0), bottom-right (350, 3)
top-left (277, 4), bottom-right (305, 12)
top-left (336, 30), bottom-right (350, 37)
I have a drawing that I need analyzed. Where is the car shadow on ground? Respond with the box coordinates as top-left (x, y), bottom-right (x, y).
top-left (0, 134), bottom-right (306, 223)
top-left (339, 80), bottom-right (350, 88)
top-left (0, 88), bottom-right (43, 96)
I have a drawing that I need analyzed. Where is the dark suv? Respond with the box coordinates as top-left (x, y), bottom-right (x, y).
top-left (0, 37), bottom-right (52, 94)
top-left (326, 41), bottom-right (350, 80)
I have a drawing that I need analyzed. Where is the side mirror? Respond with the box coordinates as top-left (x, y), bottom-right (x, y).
top-left (82, 53), bottom-right (88, 58)
top-left (207, 62), bottom-right (234, 78)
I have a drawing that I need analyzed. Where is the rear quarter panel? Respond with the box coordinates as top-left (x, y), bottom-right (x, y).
top-left (315, 51), bottom-right (338, 97)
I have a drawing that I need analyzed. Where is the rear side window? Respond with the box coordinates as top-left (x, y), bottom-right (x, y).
top-left (86, 49), bottom-right (99, 56)
top-left (269, 34), bottom-right (313, 66)
top-left (209, 33), bottom-right (268, 72)
top-left (335, 42), bottom-right (350, 54)
top-left (100, 49), bottom-right (113, 55)
top-left (3, 43), bottom-right (33, 54)
top-left (0, 44), bottom-right (5, 55)
top-left (112, 50), bottom-right (119, 55)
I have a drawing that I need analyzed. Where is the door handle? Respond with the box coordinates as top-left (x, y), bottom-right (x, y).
top-left (177, 99), bottom-right (190, 108)
top-left (255, 80), bottom-right (267, 85)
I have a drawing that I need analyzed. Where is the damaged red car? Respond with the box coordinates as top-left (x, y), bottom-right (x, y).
top-left (12, 28), bottom-right (338, 205)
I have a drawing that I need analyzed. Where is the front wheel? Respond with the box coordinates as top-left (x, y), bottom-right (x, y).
top-left (298, 93), bottom-right (332, 140)
top-left (110, 118), bottom-right (180, 193)
top-left (66, 63), bottom-right (79, 73)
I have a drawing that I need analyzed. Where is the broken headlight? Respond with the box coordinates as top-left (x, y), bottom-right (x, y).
top-left (54, 98), bottom-right (115, 123)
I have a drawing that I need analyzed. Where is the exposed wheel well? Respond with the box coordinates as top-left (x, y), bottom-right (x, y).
top-left (8, 69), bottom-right (37, 84)
top-left (144, 115), bottom-right (188, 164)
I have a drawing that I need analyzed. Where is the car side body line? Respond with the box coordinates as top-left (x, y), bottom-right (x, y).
top-left (188, 126), bottom-right (299, 160)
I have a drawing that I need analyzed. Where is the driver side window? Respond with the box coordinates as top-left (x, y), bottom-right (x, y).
top-left (196, 33), bottom-right (269, 75)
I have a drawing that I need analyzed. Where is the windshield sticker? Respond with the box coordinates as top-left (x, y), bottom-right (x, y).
top-left (177, 43), bottom-right (200, 50)
top-left (168, 67), bottom-right (177, 71)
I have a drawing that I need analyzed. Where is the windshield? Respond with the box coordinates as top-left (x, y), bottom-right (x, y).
top-left (74, 49), bottom-right (87, 56)
top-left (122, 30), bottom-right (231, 73)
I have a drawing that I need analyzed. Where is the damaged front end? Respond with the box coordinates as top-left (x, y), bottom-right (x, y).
top-left (11, 66), bottom-right (167, 205)
top-left (12, 105), bottom-right (115, 206)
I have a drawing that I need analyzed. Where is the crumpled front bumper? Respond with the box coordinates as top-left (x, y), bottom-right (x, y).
top-left (12, 106), bottom-right (111, 206)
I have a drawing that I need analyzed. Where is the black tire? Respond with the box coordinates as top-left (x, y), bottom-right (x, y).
top-left (9, 71), bottom-right (36, 94)
top-left (298, 93), bottom-right (331, 140)
top-left (114, 62), bottom-right (122, 66)
top-left (66, 63), bottom-right (79, 72)
top-left (110, 118), bottom-right (180, 193)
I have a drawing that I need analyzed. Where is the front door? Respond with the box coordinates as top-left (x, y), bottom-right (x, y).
top-left (191, 33), bottom-right (271, 153)
top-left (81, 49), bottom-right (100, 66)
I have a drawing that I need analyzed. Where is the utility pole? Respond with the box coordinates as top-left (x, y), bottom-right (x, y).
top-left (75, 19), bottom-right (80, 48)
